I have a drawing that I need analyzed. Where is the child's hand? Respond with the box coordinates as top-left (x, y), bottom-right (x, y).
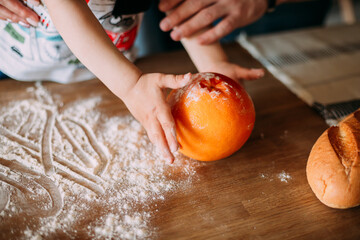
top-left (206, 61), bottom-right (264, 84)
top-left (122, 72), bottom-right (192, 163)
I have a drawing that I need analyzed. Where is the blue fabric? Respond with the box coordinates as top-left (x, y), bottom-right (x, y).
top-left (135, 0), bottom-right (182, 58)
top-left (0, 71), bottom-right (8, 80)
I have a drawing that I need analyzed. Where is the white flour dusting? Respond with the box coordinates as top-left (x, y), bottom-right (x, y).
top-left (259, 173), bottom-right (273, 182)
top-left (259, 171), bottom-right (292, 183)
top-left (0, 82), bottom-right (200, 239)
top-left (277, 171), bottom-right (292, 183)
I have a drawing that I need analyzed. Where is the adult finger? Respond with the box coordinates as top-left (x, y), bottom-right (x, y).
top-left (0, 5), bottom-right (16, 20)
top-left (156, 101), bottom-right (178, 155)
top-left (144, 117), bottom-right (174, 163)
top-left (158, 0), bottom-right (183, 12)
top-left (160, 0), bottom-right (213, 32)
top-left (0, 5), bottom-right (29, 25)
top-left (1, 0), bottom-right (39, 25)
top-left (157, 72), bottom-right (192, 89)
top-left (170, 3), bottom-right (225, 40)
top-left (197, 16), bottom-right (238, 44)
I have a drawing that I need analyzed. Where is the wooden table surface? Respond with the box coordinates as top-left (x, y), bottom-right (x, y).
top-left (1, 43), bottom-right (360, 239)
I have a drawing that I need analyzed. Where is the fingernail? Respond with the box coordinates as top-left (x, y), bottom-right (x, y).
top-left (162, 148), bottom-right (175, 163)
top-left (170, 142), bottom-right (178, 154)
top-left (177, 73), bottom-right (190, 88)
top-left (170, 29), bottom-right (182, 41)
top-left (166, 156), bottom-right (174, 164)
top-left (26, 18), bottom-right (38, 27)
top-left (180, 73), bottom-right (192, 86)
top-left (28, 0), bottom-right (40, 6)
top-left (19, 21), bottom-right (30, 28)
top-left (6, 18), bottom-right (13, 23)
top-left (251, 68), bottom-right (264, 77)
top-left (160, 19), bottom-right (171, 31)
top-left (184, 72), bottom-right (191, 81)
top-left (170, 128), bottom-right (179, 153)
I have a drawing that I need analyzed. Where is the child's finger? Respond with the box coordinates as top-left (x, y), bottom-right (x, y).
top-left (156, 102), bottom-right (178, 155)
top-left (144, 117), bottom-right (174, 163)
top-left (157, 72), bottom-right (192, 89)
top-left (236, 67), bottom-right (264, 81)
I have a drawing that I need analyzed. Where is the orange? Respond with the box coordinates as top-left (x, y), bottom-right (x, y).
top-left (167, 72), bottom-right (255, 161)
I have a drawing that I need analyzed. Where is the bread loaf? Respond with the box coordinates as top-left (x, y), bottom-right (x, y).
top-left (306, 108), bottom-right (360, 209)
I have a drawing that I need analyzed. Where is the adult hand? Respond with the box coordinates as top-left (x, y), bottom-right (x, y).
top-left (0, 0), bottom-right (40, 27)
top-left (159, 0), bottom-right (268, 44)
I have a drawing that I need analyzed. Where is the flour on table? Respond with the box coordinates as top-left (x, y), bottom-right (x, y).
top-left (277, 171), bottom-right (292, 183)
top-left (259, 171), bottom-right (292, 183)
top-left (259, 173), bottom-right (273, 182)
top-left (0, 82), bottom-right (200, 239)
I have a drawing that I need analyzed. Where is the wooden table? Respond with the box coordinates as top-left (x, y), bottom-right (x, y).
top-left (1, 43), bottom-right (359, 239)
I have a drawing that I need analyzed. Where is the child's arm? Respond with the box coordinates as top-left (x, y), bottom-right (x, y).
top-left (180, 29), bottom-right (264, 83)
top-left (43, 0), bottom-right (190, 163)
top-left (44, 0), bottom-right (141, 97)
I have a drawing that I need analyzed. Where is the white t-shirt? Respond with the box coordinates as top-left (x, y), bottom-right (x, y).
top-left (0, 0), bottom-right (141, 83)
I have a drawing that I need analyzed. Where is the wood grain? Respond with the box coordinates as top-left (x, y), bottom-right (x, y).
top-left (1, 43), bottom-right (359, 239)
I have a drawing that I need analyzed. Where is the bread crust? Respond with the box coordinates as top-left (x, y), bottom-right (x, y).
top-left (306, 108), bottom-right (360, 209)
